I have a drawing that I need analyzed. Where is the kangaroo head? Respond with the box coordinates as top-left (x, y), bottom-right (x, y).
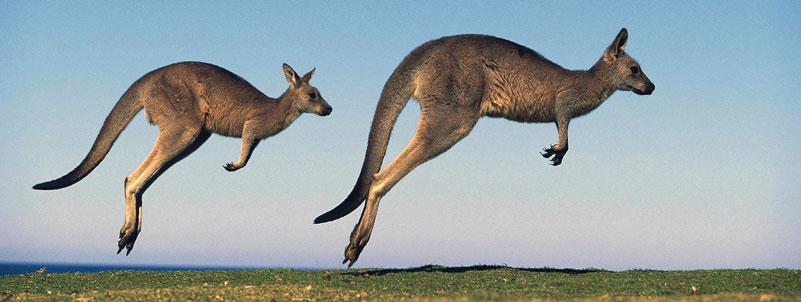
top-left (595, 28), bottom-right (655, 96)
top-left (282, 63), bottom-right (333, 116)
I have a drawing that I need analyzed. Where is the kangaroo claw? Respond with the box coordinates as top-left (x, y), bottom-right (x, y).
top-left (342, 258), bottom-right (356, 268)
top-left (118, 225), bottom-right (139, 256)
top-left (343, 238), bottom-right (367, 267)
top-left (223, 162), bottom-right (239, 172)
top-left (541, 144), bottom-right (557, 158)
top-left (541, 145), bottom-right (566, 166)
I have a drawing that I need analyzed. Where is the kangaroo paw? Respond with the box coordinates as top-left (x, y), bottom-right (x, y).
top-left (344, 243), bottom-right (364, 268)
top-left (541, 145), bottom-right (566, 166)
top-left (117, 224), bottom-right (140, 256)
top-left (343, 234), bottom-right (370, 268)
top-left (223, 162), bottom-right (241, 172)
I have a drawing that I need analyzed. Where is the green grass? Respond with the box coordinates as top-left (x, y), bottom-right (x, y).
top-left (1, 265), bottom-right (799, 301)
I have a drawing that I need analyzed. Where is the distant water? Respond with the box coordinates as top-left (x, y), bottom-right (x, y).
top-left (0, 262), bottom-right (273, 276)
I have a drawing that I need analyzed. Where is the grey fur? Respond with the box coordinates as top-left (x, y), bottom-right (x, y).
top-left (33, 61), bottom-right (332, 255)
top-left (315, 28), bottom-right (654, 266)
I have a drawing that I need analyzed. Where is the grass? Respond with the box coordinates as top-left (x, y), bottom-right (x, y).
top-left (1, 265), bottom-right (799, 301)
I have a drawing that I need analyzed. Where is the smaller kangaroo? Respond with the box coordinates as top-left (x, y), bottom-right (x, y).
top-left (315, 28), bottom-right (654, 266)
top-left (33, 61), bottom-right (332, 255)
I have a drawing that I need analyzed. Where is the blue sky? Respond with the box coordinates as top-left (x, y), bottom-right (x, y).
top-left (1, 1), bottom-right (799, 270)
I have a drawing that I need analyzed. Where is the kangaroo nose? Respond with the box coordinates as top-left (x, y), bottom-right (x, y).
top-left (320, 106), bottom-right (332, 116)
top-left (635, 83), bottom-right (655, 95)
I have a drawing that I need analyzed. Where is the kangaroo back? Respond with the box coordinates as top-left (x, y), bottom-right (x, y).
top-left (314, 60), bottom-right (417, 224)
top-left (33, 84), bottom-right (144, 190)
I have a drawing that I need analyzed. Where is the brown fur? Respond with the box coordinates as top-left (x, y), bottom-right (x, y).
top-left (315, 28), bottom-right (654, 266)
top-left (33, 62), bottom-right (331, 255)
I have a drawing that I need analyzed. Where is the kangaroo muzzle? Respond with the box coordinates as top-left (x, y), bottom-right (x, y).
top-left (318, 105), bottom-right (333, 116)
top-left (634, 82), bottom-right (655, 95)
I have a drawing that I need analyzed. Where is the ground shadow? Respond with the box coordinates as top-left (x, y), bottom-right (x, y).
top-left (342, 264), bottom-right (605, 277)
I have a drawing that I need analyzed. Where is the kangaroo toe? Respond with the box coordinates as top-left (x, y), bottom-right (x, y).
top-left (344, 235), bottom-right (370, 268)
top-left (118, 224), bottom-right (140, 255)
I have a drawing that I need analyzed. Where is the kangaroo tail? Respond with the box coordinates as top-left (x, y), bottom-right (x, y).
top-left (33, 87), bottom-right (143, 190)
top-left (314, 66), bottom-right (416, 224)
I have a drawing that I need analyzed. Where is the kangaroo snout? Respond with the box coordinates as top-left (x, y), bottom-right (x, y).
top-left (635, 82), bottom-right (655, 95)
top-left (319, 105), bottom-right (333, 116)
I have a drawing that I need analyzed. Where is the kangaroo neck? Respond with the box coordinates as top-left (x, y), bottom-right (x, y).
top-left (273, 92), bottom-right (302, 129)
top-left (565, 69), bottom-right (618, 117)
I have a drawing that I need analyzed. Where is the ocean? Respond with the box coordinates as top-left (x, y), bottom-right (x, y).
top-left (0, 262), bottom-right (270, 276)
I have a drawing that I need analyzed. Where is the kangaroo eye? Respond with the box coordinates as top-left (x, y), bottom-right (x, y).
top-left (307, 91), bottom-right (317, 99)
top-left (630, 66), bottom-right (640, 75)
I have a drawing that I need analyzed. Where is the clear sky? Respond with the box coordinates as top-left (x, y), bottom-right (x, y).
top-left (1, 1), bottom-right (799, 270)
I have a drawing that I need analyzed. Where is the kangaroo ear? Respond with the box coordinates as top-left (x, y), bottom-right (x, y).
top-left (300, 68), bottom-right (315, 83)
top-left (283, 63), bottom-right (300, 87)
top-left (604, 28), bottom-right (628, 62)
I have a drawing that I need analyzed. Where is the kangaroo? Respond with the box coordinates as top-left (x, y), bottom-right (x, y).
top-left (33, 61), bottom-right (332, 255)
top-left (315, 28), bottom-right (654, 266)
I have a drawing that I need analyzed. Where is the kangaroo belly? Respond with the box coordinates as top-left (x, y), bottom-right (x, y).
top-left (481, 103), bottom-right (555, 123)
top-left (206, 120), bottom-right (244, 137)
top-left (480, 91), bottom-right (556, 123)
top-left (203, 104), bottom-right (247, 137)
top-left (479, 61), bottom-right (559, 123)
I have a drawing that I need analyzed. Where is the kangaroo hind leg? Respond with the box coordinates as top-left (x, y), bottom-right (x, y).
top-left (118, 125), bottom-right (209, 255)
top-left (344, 103), bottom-right (480, 266)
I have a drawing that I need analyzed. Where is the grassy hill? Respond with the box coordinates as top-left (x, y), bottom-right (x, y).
top-left (1, 265), bottom-right (799, 301)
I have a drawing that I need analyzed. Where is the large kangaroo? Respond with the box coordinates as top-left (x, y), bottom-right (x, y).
top-left (315, 28), bottom-right (655, 266)
top-left (33, 61), bottom-right (332, 255)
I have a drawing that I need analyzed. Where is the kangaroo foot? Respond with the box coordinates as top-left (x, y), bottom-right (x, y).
top-left (223, 162), bottom-right (241, 172)
top-left (117, 223), bottom-right (140, 255)
top-left (343, 231), bottom-right (371, 268)
top-left (540, 145), bottom-right (567, 166)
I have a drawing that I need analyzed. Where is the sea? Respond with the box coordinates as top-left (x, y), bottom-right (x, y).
top-left (0, 262), bottom-right (276, 276)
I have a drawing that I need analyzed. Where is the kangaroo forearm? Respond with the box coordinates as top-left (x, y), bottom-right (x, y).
top-left (224, 137), bottom-right (260, 172)
top-left (235, 139), bottom-right (259, 166)
top-left (555, 118), bottom-right (569, 150)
